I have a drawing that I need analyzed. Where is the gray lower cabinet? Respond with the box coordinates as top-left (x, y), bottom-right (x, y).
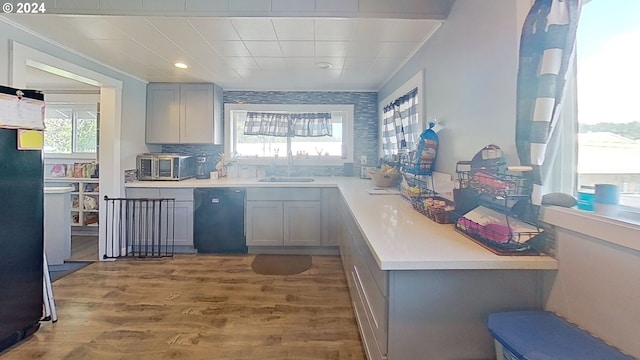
top-left (284, 201), bottom-right (322, 246)
top-left (338, 196), bottom-right (548, 360)
top-left (321, 187), bottom-right (339, 246)
top-left (125, 188), bottom-right (194, 248)
top-left (245, 201), bottom-right (284, 246)
top-left (339, 198), bottom-right (388, 360)
top-left (169, 200), bottom-right (193, 247)
top-left (245, 188), bottom-right (323, 247)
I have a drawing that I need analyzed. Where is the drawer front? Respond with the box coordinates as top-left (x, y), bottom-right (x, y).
top-left (126, 188), bottom-right (193, 202)
top-left (126, 188), bottom-right (160, 199)
top-left (353, 259), bottom-right (388, 355)
top-left (246, 187), bottom-right (321, 201)
top-left (351, 267), bottom-right (388, 360)
top-left (346, 211), bottom-right (388, 296)
top-left (159, 188), bottom-right (193, 201)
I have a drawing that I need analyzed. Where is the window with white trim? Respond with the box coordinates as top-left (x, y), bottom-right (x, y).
top-left (224, 104), bottom-right (354, 166)
top-left (575, 0), bottom-right (640, 210)
top-left (44, 104), bottom-right (98, 155)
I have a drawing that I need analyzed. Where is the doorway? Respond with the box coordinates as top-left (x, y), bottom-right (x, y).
top-left (26, 67), bottom-right (101, 261)
top-left (10, 41), bottom-right (123, 262)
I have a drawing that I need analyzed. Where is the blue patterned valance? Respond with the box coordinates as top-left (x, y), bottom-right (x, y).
top-left (244, 112), bottom-right (333, 137)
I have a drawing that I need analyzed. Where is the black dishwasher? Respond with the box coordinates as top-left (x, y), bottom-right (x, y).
top-left (194, 188), bottom-right (247, 253)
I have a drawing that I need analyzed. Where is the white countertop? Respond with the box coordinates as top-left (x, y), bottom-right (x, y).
top-left (125, 177), bottom-right (558, 271)
top-left (125, 177), bottom-right (341, 188)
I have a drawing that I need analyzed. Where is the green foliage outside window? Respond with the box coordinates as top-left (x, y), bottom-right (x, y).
top-left (44, 106), bottom-right (97, 154)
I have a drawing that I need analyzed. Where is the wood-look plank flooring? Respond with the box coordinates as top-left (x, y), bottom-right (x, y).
top-left (1, 255), bottom-right (365, 360)
top-left (67, 235), bottom-right (98, 262)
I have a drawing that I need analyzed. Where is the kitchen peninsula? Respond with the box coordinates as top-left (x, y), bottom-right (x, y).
top-left (126, 176), bottom-right (556, 359)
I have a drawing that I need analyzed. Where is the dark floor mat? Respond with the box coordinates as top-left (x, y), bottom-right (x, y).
top-left (251, 254), bottom-right (312, 275)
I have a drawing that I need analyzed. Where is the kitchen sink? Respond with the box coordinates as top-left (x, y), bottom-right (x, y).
top-left (258, 176), bottom-right (315, 182)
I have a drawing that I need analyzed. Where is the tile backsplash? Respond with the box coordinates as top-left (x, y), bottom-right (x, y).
top-left (161, 144), bottom-right (225, 170)
top-left (162, 90), bottom-right (379, 176)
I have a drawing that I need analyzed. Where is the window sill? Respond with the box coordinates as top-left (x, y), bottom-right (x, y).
top-left (44, 153), bottom-right (97, 161)
top-left (541, 206), bottom-right (640, 252)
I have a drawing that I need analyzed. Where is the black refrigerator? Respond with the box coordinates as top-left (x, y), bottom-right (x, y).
top-left (0, 86), bottom-right (44, 352)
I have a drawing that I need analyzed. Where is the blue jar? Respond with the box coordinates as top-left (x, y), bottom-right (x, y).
top-left (577, 185), bottom-right (595, 211)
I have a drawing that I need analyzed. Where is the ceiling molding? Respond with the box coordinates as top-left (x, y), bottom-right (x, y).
top-left (37, 0), bottom-right (455, 19)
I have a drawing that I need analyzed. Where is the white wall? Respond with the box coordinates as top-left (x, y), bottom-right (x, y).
top-left (1, 19), bottom-right (150, 259)
top-left (0, 19), bottom-right (150, 185)
top-left (381, 2), bottom-right (640, 357)
top-left (379, 0), bottom-right (530, 177)
top-left (544, 229), bottom-right (640, 357)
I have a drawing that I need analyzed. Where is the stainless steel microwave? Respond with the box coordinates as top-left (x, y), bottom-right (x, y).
top-left (136, 153), bottom-right (195, 181)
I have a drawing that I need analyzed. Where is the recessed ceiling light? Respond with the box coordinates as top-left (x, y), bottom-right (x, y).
top-left (315, 62), bottom-right (333, 70)
top-left (174, 62), bottom-right (189, 69)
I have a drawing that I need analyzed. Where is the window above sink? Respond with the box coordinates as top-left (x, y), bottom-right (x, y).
top-left (224, 103), bottom-right (354, 167)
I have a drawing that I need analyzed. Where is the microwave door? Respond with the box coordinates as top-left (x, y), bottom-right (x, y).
top-left (157, 158), bottom-right (173, 179)
top-left (139, 158), bottom-right (154, 179)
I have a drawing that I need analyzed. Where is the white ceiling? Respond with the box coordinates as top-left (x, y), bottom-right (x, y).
top-left (4, 15), bottom-right (442, 91)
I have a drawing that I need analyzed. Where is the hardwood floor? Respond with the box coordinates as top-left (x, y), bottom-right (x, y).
top-left (67, 235), bottom-right (98, 262)
top-left (2, 255), bottom-right (365, 360)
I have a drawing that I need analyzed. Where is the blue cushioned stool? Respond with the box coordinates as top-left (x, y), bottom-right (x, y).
top-left (488, 311), bottom-right (633, 360)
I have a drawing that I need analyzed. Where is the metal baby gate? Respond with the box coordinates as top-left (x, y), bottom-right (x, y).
top-left (103, 196), bottom-right (176, 258)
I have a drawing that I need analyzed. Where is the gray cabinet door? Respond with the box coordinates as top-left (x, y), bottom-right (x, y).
top-left (179, 84), bottom-right (214, 144)
top-left (146, 84), bottom-right (180, 144)
top-left (170, 201), bottom-right (193, 247)
top-left (284, 201), bottom-right (322, 246)
top-left (321, 188), bottom-right (339, 246)
top-left (160, 189), bottom-right (193, 247)
top-left (246, 201), bottom-right (284, 246)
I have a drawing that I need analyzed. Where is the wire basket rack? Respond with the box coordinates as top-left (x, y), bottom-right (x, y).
top-left (400, 171), bottom-right (435, 202)
top-left (456, 161), bottom-right (531, 198)
top-left (454, 161), bottom-right (544, 255)
top-left (411, 196), bottom-right (455, 224)
top-left (454, 214), bottom-right (544, 255)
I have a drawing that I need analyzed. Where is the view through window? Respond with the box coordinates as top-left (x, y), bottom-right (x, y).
top-left (226, 104), bottom-right (353, 166)
top-left (44, 104), bottom-right (98, 154)
top-left (233, 111), bottom-right (343, 158)
top-left (576, 0), bottom-right (640, 209)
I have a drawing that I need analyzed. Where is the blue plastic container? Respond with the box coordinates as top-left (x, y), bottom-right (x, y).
top-left (488, 311), bottom-right (633, 360)
top-left (577, 188), bottom-right (595, 211)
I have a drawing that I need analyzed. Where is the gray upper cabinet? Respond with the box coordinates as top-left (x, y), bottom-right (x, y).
top-left (146, 84), bottom-right (179, 144)
top-left (146, 83), bottom-right (222, 144)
